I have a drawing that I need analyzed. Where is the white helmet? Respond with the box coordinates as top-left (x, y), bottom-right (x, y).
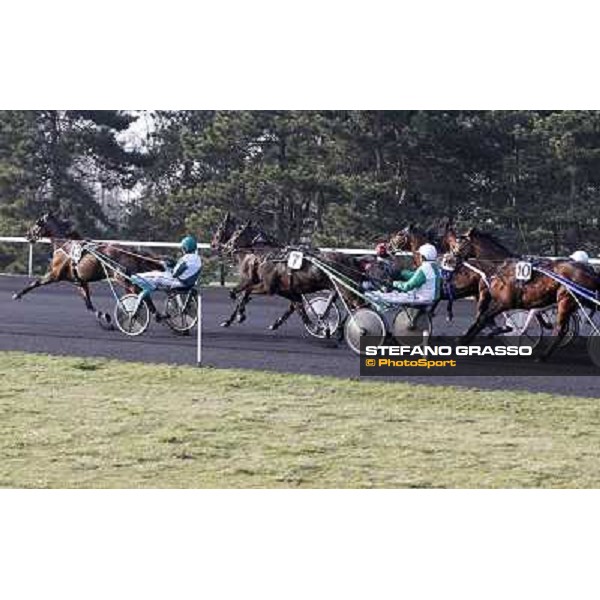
top-left (418, 243), bottom-right (437, 261)
top-left (570, 250), bottom-right (589, 263)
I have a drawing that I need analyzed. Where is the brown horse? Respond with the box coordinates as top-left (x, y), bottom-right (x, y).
top-left (217, 219), bottom-right (370, 331)
top-left (13, 212), bottom-right (166, 326)
top-left (388, 222), bottom-right (490, 321)
top-left (452, 228), bottom-right (600, 359)
top-left (211, 216), bottom-right (300, 329)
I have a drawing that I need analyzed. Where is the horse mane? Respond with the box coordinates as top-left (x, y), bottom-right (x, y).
top-left (42, 213), bottom-right (81, 239)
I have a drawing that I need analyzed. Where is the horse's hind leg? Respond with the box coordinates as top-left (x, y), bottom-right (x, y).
top-left (461, 299), bottom-right (506, 342)
top-left (78, 283), bottom-right (113, 329)
top-left (539, 293), bottom-right (575, 361)
top-left (13, 272), bottom-right (56, 300)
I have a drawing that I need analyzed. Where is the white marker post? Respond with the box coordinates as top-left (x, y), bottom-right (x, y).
top-left (28, 243), bottom-right (33, 277)
top-left (196, 290), bottom-right (202, 366)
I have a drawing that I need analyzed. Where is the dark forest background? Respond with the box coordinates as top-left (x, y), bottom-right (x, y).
top-left (2, 110), bottom-right (600, 271)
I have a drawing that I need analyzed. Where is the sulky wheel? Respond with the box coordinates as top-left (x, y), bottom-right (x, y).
top-left (392, 307), bottom-right (432, 346)
top-left (344, 308), bottom-right (386, 355)
top-left (587, 335), bottom-right (600, 369)
top-left (539, 306), bottom-right (580, 349)
top-left (500, 309), bottom-right (543, 351)
top-left (165, 290), bottom-right (198, 334)
top-left (114, 294), bottom-right (150, 337)
top-left (303, 295), bottom-right (341, 339)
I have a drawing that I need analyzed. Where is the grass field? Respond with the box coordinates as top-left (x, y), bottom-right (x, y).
top-left (1, 351), bottom-right (599, 488)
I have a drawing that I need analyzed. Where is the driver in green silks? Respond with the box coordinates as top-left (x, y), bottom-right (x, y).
top-left (367, 243), bottom-right (441, 304)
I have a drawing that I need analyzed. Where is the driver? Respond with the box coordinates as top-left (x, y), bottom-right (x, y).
top-left (570, 250), bottom-right (590, 264)
top-left (367, 243), bottom-right (441, 304)
top-left (132, 235), bottom-right (202, 319)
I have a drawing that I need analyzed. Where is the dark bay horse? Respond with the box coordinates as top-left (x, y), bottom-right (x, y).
top-left (216, 218), bottom-right (370, 331)
top-left (13, 213), bottom-right (166, 326)
top-left (211, 215), bottom-right (300, 329)
top-left (452, 228), bottom-right (600, 359)
top-left (388, 222), bottom-right (492, 321)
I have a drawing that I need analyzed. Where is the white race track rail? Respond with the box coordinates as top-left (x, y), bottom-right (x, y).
top-left (1, 236), bottom-right (598, 277)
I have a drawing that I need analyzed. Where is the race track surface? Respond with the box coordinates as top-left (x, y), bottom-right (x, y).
top-left (1, 275), bottom-right (599, 397)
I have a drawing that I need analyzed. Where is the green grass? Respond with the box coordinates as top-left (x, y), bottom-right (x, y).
top-left (1, 351), bottom-right (599, 488)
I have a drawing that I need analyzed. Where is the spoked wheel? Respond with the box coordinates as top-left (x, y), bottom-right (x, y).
top-left (165, 290), bottom-right (198, 334)
top-left (587, 335), bottom-right (600, 368)
top-left (392, 307), bottom-right (432, 346)
top-left (500, 309), bottom-right (543, 350)
top-left (539, 306), bottom-right (580, 348)
top-left (344, 308), bottom-right (386, 355)
top-left (114, 294), bottom-right (150, 337)
top-left (303, 295), bottom-right (341, 339)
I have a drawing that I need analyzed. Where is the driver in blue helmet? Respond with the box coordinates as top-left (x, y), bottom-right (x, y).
top-left (132, 235), bottom-right (202, 319)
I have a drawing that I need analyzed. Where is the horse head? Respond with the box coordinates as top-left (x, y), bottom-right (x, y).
top-left (388, 225), bottom-right (412, 252)
top-left (27, 212), bottom-right (55, 242)
top-left (220, 221), bottom-right (252, 255)
top-left (211, 211), bottom-right (238, 252)
top-left (389, 223), bottom-right (430, 253)
top-left (438, 219), bottom-right (458, 253)
top-left (451, 229), bottom-right (476, 260)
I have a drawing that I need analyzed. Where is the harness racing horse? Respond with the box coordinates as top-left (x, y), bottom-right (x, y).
top-left (453, 228), bottom-right (600, 359)
top-left (388, 222), bottom-right (495, 322)
top-left (212, 214), bottom-right (303, 329)
top-left (217, 219), bottom-right (370, 332)
top-left (13, 212), bottom-right (166, 327)
top-left (215, 218), bottom-right (294, 328)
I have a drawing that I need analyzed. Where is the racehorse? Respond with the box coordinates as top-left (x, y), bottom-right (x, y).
top-left (388, 222), bottom-right (494, 321)
top-left (13, 212), bottom-right (166, 326)
top-left (216, 218), bottom-right (292, 328)
top-left (217, 218), bottom-right (370, 331)
top-left (452, 228), bottom-right (600, 359)
top-left (212, 214), bottom-right (301, 329)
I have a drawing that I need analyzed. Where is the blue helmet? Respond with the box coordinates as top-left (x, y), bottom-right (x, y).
top-left (180, 235), bottom-right (198, 253)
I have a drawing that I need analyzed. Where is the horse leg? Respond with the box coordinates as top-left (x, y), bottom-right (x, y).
top-left (429, 298), bottom-right (440, 319)
top-left (473, 284), bottom-right (510, 335)
top-left (461, 299), bottom-right (506, 342)
top-left (229, 278), bottom-right (250, 300)
top-left (237, 289), bottom-right (257, 323)
top-left (77, 283), bottom-right (113, 328)
top-left (539, 294), bottom-right (575, 361)
top-left (12, 272), bottom-right (56, 300)
top-left (269, 301), bottom-right (297, 330)
top-left (78, 282), bottom-right (95, 312)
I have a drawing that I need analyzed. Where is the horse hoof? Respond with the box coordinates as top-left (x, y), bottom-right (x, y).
top-left (220, 321), bottom-right (231, 328)
top-left (229, 291), bottom-right (237, 300)
top-left (268, 324), bottom-right (277, 331)
top-left (12, 293), bottom-right (21, 301)
top-left (237, 315), bottom-right (246, 324)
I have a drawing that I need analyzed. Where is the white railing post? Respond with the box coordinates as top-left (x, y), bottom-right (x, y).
top-left (28, 243), bottom-right (33, 277)
top-left (196, 292), bottom-right (202, 366)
